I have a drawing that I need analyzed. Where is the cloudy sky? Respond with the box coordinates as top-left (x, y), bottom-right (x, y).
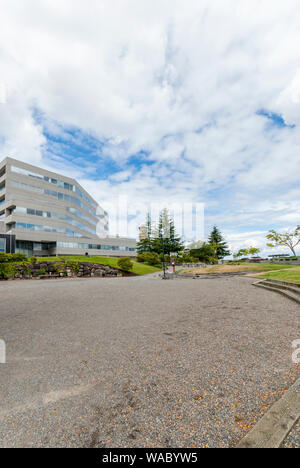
top-left (0, 0), bottom-right (300, 255)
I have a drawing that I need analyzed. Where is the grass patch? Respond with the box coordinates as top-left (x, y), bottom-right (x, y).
top-left (257, 268), bottom-right (300, 284)
top-left (182, 263), bottom-right (297, 275)
top-left (34, 256), bottom-right (161, 276)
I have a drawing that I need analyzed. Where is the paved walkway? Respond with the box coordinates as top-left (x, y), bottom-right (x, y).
top-left (0, 275), bottom-right (299, 447)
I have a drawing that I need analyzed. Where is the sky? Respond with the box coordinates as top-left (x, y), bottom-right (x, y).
top-left (0, 0), bottom-right (300, 255)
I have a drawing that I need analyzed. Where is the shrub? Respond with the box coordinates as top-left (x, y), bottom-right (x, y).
top-left (65, 261), bottom-right (79, 273)
top-left (29, 257), bottom-right (37, 264)
top-left (11, 253), bottom-right (27, 262)
top-left (208, 257), bottom-right (218, 264)
top-left (53, 263), bottom-right (64, 272)
top-left (143, 252), bottom-right (161, 266)
top-left (0, 263), bottom-right (16, 279)
top-left (21, 263), bottom-right (32, 275)
top-left (0, 253), bottom-right (9, 263)
top-left (136, 253), bottom-right (146, 263)
top-left (136, 252), bottom-right (161, 266)
top-left (117, 257), bottom-right (134, 272)
top-left (0, 253), bottom-right (27, 263)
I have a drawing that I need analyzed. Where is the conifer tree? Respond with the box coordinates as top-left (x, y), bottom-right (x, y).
top-left (208, 226), bottom-right (230, 259)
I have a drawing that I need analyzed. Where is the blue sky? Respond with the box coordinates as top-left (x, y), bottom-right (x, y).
top-left (0, 0), bottom-right (300, 255)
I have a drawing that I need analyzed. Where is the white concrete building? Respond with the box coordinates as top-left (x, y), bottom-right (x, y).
top-left (0, 157), bottom-right (136, 257)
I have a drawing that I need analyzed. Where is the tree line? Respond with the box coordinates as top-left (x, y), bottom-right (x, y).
top-left (136, 209), bottom-right (230, 265)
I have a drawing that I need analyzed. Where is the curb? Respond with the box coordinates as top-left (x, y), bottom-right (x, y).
top-left (237, 377), bottom-right (300, 448)
top-left (263, 279), bottom-right (300, 289)
top-left (253, 281), bottom-right (300, 305)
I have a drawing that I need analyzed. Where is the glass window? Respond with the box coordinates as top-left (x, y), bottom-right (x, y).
top-left (11, 166), bottom-right (98, 210)
top-left (0, 238), bottom-right (5, 252)
top-left (0, 165), bottom-right (6, 178)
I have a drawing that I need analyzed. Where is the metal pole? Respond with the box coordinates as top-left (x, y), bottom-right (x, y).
top-left (162, 236), bottom-right (166, 279)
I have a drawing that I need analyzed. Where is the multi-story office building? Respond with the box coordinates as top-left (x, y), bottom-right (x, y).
top-left (0, 157), bottom-right (136, 257)
top-left (138, 224), bottom-right (148, 241)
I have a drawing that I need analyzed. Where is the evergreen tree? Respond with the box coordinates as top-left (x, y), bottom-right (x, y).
top-left (136, 212), bottom-right (154, 253)
top-left (152, 208), bottom-right (184, 255)
top-left (208, 226), bottom-right (230, 259)
top-left (190, 242), bottom-right (215, 262)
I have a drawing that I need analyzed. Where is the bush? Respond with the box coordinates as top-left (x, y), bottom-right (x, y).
top-left (53, 263), bottom-right (64, 273)
top-left (12, 253), bottom-right (28, 262)
top-left (0, 263), bottom-right (16, 279)
top-left (176, 254), bottom-right (195, 264)
top-left (117, 257), bottom-right (134, 272)
top-left (190, 243), bottom-right (215, 263)
top-left (0, 253), bottom-right (27, 263)
top-left (208, 257), bottom-right (218, 264)
top-left (144, 252), bottom-right (161, 266)
top-left (136, 253), bottom-right (146, 263)
top-left (0, 253), bottom-right (9, 263)
top-left (65, 261), bottom-right (79, 273)
top-left (136, 252), bottom-right (161, 266)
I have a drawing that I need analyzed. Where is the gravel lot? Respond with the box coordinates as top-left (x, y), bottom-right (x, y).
top-left (0, 275), bottom-right (299, 448)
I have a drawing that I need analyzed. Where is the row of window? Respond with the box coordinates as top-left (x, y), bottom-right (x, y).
top-left (13, 206), bottom-right (97, 236)
top-left (57, 242), bottom-right (135, 251)
top-left (15, 222), bottom-right (88, 238)
top-left (67, 207), bottom-right (99, 227)
top-left (15, 241), bottom-right (136, 254)
top-left (11, 166), bottom-right (99, 211)
top-left (0, 183), bottom-right (5, 193)
top-left (0, 238), bottom-right (5, 252)
top-left (67, 207), bottom-right (108, 230)
top-left (11, 180), bottom-right (101, 220)
top-left (16, 241), bottom-right (56, 251)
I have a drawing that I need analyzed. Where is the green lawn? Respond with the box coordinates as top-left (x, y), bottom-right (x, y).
top-left (182, 263), bottom-right (297, 275)
top-left (34, 256), bottom-right (161, 276)
top-left (258, 267), bottom-right (300, 284)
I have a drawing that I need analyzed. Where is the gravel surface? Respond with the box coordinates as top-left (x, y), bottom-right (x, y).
top-left (282, 421), bottom-right (300, 448)
top-left (0, 275), bottom-right (299, 448)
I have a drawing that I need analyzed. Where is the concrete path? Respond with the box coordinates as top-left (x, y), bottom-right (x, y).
top-left (0, 276), bottom-right (299, 447)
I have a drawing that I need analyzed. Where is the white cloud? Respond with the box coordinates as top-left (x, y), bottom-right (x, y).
top-left (0, 0), bottom-right (299, 249)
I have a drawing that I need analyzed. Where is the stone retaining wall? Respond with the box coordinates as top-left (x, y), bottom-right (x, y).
top-left (10, 261), bottom-right (122, 280)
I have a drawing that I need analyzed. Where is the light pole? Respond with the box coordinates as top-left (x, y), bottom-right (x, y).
top-left (161, 235), bottom-right (166, 279)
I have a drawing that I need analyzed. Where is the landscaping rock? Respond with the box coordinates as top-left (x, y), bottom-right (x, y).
top-left (4, 261), bottom-right (121, 281)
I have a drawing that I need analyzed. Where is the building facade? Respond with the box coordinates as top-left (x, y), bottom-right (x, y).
top-left (0, 157), bottom-right (136, 257)
top-left (138, 224), bottom-right (148, 241)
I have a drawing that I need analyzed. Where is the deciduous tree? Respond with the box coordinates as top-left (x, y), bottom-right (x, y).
top-left (266, 227), bottom-right (300, 257)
